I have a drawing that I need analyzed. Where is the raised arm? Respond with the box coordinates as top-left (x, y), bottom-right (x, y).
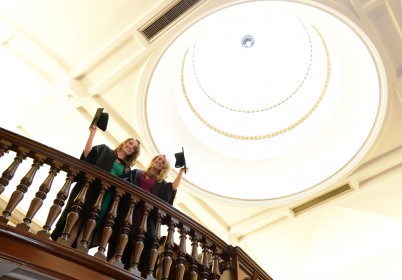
top-left (83, 125), bottom-right (97, 158)
top-left (172, 167), bottom-right (188, 190)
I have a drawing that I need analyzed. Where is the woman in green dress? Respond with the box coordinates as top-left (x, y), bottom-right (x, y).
top-left (51, 124), bottom-right (141, 247)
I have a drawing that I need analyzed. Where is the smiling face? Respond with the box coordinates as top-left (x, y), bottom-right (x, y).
top-left (145, 154), bottom-right (170, 181)
top-left (122, 139), bottom-right (140, 156)
top-left (152, 155), bottom-right (167, 172)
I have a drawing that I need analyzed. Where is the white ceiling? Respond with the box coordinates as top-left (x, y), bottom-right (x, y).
top-left (1, 0), bottom-right (402, 279)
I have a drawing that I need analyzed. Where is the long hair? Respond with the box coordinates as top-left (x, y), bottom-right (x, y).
top-left (114, 138), bottom-right (141, 171)
top-left (145, 155), bottom-right (170, 182)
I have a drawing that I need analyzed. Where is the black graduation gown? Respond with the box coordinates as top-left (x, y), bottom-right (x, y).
top-left (51, 144), bottom-right (117, 241)
top-left (107, 169), bottom-right (177, 269)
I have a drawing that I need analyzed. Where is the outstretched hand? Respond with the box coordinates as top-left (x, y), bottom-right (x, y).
top-left (89, 124), bottom-right (97, 136)
top-left (84, 125), bottom-right (97, 158)
top-left (173, 166), bottom-right (188, 190)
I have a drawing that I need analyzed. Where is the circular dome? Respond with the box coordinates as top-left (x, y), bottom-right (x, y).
top-left (146, 1), bottom-right (387, 205)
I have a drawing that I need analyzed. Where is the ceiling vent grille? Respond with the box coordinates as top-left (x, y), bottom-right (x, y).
top-left (141, 0), bottom-right (201, 40)
top-left (291, 184), bottom-right (352, 215)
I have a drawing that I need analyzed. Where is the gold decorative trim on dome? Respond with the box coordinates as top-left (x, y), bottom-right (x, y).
top-left (191, 18), bottom-right (313, 113)
top-left (180, 27), bottom-right (331, 140)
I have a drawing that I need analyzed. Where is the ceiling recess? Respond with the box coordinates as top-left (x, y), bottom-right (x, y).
top-left (141, 0), bottom-right (201, 40)
top-left (291, 184), bottom-right (352, 215)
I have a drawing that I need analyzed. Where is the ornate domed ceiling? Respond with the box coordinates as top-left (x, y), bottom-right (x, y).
top-left (146, 1), bottom-right (387, 205)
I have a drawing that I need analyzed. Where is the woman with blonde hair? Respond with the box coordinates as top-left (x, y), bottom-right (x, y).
top-left (51, 124), bottom-right (141, 247)
top-left (108, 154), bottom-right (188, 270)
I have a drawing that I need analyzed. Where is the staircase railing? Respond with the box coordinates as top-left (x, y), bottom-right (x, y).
top-left (0, 127), bottom-right (272, 280)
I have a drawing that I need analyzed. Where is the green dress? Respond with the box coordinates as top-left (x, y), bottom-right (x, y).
top-left (95, 161), bottom-right (125, 231)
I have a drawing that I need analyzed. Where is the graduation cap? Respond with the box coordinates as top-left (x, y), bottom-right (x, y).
top-left (90, 108), bottom-right (109, 131)
top-left (174, 147), bottom-right (186, 174)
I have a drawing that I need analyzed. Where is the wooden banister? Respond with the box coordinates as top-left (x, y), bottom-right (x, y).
top-left (0, 127), bottom-right (273, 280)
top-left (0, 223), bottom-right (141, 280)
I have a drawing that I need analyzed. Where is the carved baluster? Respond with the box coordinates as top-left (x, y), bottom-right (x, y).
top-left (37, 170), bottom-right (77, 239)
top-left (0, 150), bottom-right (27, 195)
top-left (161, 218), bottom-right (178, 280)
top-left (146, 210), bottom-right (165, 280)
top-left (77, 182), bottom-right (110, 253)
top-left (57, 176), bottom-right (94, 245)
top-left (93, 189), bottom-right (122, 260)
top-left (0, 142), bottom-right (10, 158)
top-left (129, 202), bottom-right (152, 276)
top-left (17, 164), bottom-right (61, 231)
top-left (211, 248), bottom-right (221, 280)
top-left (176, 225), bottom-right (189, 280)
top-left (0, 156), bottom-right (44, 224)
top-left (189, 234), bottom-right (201, 280)
top-left (108, 196), bottom-right (137, 266)
top-left (156, 254), bottom-right (163, 280)
top-left (200, 241), bottom-right (211, 280)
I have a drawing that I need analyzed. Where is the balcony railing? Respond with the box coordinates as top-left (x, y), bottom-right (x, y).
top-left (0, 127), bottom-right (273, 280)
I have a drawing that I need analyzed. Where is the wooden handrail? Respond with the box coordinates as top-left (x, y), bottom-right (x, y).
top-left (0, 127), bottom-right (273, 280)
top-left (0, 223), bottom-right (141, 280)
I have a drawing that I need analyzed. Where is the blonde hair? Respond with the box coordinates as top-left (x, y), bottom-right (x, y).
top-left (145, 155), bottom-right (170, 182)
top-left (114, 138), bottom-right (141, 171)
